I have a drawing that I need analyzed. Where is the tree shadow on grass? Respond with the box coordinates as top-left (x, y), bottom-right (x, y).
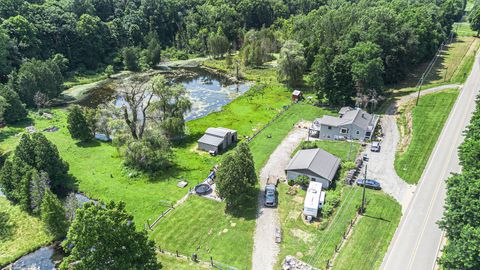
top-left (75, 140), bottom-right (101, 148)
top-left (224, 188), bottom-right (258, 221)
top-left (0, 211), bottom-right (14, 241)
top-left (0, 118), bottom-right (34, 143)
top-left (362, 214), bottom-right (391, 223)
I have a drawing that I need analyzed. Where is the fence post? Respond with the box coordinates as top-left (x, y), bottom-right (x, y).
top-left (210, 256), bottom-right (214, 267)
top-left (176, 250), bottom-right (179, 257)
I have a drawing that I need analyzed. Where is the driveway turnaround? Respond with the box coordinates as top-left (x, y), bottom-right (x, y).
top-left (252, 125), bottom-right (308, 270)
top-left (366, 116), bottom-right (415, 211)
top-left (381, 52), bottom-right (480, 270)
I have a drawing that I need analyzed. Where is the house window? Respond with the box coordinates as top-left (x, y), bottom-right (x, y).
top-left (356, 130), bottom-right (360, 135)
top-left (328, 126), bottom-right (332, 130)
top-left (340, 128), bottom-right (348, 134)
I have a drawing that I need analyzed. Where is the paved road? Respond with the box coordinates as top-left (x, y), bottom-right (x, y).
top-left (381, 52), bottom-right (480, 270)
top-left (252, 124), bottom-right (309, 270)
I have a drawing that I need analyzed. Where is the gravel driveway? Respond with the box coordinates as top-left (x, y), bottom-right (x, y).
top-left (252, 125), bottom-right (309, 270)
top-left (366, 116), bottom-right (416, 211)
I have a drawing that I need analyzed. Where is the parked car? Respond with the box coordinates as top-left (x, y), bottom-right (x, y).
top-left (264, 184), bottom-right (277, 207)
top-left (371, 141), bottom-right (381, 152)
top-left (356, 179), bottom-right (381, 190)
top-left (362, 153), bottom-right (369, 162)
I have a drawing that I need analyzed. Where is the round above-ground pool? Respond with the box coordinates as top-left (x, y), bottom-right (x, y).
top-left (195, 183), bottom-right (212, 195)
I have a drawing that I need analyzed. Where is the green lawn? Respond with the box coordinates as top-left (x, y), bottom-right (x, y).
top-left (249, 104), bottom-right (335, 173)
top-left (0, 198), bottom-right (53, 267)
top-left (333, 192), bottom-right (401, 270)
top-left (395, 89), bottom-right (459, 184)
top-left (157, 253), bottom-right (213, 270)
top-left (296, 140), bottom-right (361, 162)
top-left (151, 196), bottom-right (256, 270)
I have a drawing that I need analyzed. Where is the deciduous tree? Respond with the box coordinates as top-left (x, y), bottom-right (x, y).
top-left (277, 40), bottom-right (306, 86)
top-left (60, 201), bottom-right (160, 270)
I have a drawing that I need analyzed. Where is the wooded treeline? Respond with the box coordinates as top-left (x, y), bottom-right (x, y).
top-left (0, 0), bottom-right (466, 113)
top-left (439, 95), bottom-right (480, 270)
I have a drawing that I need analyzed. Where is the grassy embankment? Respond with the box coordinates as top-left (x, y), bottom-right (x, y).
top-left (378, 36), bottom-right (479, 113)
top-left (0, 198), bottom-right (53, 267)
top-left (395, 89), bottom-right (459, 184)
top-left (332, 192), bottom-right (401, 270)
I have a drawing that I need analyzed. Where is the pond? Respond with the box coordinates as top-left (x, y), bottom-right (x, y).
top-left (76, 67), bottom-right (251, 122)
top-left (9, 246), bottom-right (60, 270)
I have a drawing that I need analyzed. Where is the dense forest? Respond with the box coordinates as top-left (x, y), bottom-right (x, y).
top-left (0, 0), bottom-right (466, 117)
top-left (439, 94), bottom-right (480, 270)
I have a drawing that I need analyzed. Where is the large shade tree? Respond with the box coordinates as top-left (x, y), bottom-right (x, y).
top-left (60, 201), bottom-right (160, 270)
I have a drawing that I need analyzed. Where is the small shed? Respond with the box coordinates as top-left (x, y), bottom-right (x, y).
top-left (198, 127), bottom-right (238, 154)
top-left (292, 90), bottom-right (303, 102)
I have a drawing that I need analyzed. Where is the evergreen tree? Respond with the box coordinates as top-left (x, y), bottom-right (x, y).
top-left (67, 105), bottom-right (93, 142)
top-left (216, 143), bottom-right (257, 209)
top-left (61, 201), bottom-right (160, 270)
top-left (0, 157), bottom-right (35, 212)
top-left (30, 170), bottom-right (50, 215)
top-left (41, 189), bottom-right (68, 238)
top-left (0, 84), bottom-right (27, 124)
top-left (14, 133), bottom-right (35, 167)
top-left (31, 133), bottom-right (69, 190)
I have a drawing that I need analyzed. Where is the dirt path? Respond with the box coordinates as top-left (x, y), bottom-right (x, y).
top-left (367, 84), bottom-right (461, 212)
top-left (252, 125), bottom-right (309, 270)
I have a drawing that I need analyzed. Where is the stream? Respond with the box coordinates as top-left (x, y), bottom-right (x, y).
top-left (5, 193), bottom-right (96, 270)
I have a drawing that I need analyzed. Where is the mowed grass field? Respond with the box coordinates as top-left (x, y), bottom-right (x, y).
top-left (151, 196), bottom-right (256, 269)
top-left (332, 191), bottom-right (401, 270)
top-left (277, 183), bottom-right (362, 268)
top-left (157, 253), bottom-right (213, 270)
top-left (249, 104), bottom-right (335, 173)
top-left (395, 89), bottom-right (459, 184)
top-left (296, 140), bottom-right (361, 162)
top-left (0, 198), bottom-right (53, 267)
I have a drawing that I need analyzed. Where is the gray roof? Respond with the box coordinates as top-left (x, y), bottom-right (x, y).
top-left (285, 148), bottom-right (341, 182)
top-left (317, 108), bottom-right (373, 130)
top-left (205, 127), bottom-right (236, 138)
top-left (198, 134), bottom-right (224, 146)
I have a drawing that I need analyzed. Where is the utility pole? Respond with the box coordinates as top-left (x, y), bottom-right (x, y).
top-left (361, 164), bottom-right (367, 214)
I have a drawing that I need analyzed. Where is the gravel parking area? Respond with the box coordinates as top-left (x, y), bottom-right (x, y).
top-left (365, 116), bottom-right (416, 212)
top-left (252, 124), bottom-right (309, 270)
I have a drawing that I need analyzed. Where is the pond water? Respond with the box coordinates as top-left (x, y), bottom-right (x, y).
top-left (10, 247), bottom-right (57, 270)
top-left (75, 193), bottom-right (95, 205)
top-left (77, 67), bottom-right (251, 122)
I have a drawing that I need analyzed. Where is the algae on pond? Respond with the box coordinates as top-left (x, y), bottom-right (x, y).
top-left (67, 67), bottom-right (251, 122)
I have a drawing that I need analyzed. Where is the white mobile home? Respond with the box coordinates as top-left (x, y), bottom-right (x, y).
top-left (303, 181), bottom-right (325, 218)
